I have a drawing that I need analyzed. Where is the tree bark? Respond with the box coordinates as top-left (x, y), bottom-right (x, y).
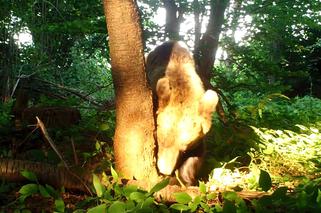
top-left (194, 0), bottom-right (229, 89)
top-left (162, 0), bottom-right (181, 40)
top-left (193, 0), bottom-right (202, 50)
top-left (103, 0), bottom-right (159, 187)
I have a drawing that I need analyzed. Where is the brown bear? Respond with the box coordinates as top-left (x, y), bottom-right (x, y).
top-left (146, 41), bottom-right (218, 186)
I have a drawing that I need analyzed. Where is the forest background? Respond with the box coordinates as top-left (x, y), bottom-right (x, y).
top-left (0, 0), bottom-right (321, 212)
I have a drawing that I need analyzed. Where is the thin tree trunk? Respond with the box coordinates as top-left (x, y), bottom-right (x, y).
top-left (193, 0), bottom-right (202, 51)
top-left (195, 0), bottom-right (229, 89)
top-left (162, 0), bottom-right (180, 40)
top-left (230, 0), bottom-right (242, 43)
top-left (103, 0), bottom-right (159, 187)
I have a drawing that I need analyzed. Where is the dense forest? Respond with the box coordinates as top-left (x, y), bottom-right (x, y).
top-left (0, 0), bottom-right (321, 212)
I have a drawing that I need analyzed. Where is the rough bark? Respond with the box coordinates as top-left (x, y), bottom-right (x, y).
top-left (194, 0), bottom-right (229, 89)
top-left (103, 0), bottom-right (159, 186)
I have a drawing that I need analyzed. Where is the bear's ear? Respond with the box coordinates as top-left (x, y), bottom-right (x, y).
top-left (156, 77), bottom-right (171, 109)
top-left (199, 90), bottom-right (218, 134)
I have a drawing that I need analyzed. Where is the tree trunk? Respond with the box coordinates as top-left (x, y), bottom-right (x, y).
top-left (193, 0), bottom-right (202, 51)
top-left (230, 0), bottom-right (242, 43)
top-left (195, 0), bottom-right (229, 89)
top-left (103, 0), bottom-right (159, 186)
top-left (162, 0), bottom-right (181, 40)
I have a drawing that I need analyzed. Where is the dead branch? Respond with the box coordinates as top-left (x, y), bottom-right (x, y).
top-left (0, 159), bottom-right (90, 191)
top-left (36, 117), bottom-right (92, 194)
top-left (36, 117), bottom-right (69, 169)
top-left (36, 78), bottom-right (102, 107)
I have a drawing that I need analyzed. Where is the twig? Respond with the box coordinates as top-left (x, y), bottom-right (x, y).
top-left (35, 78), bottom-right (104, 108)
top-left (36, 117), bottom-right (69, 169)
top-left (71, 136), bottom-right (79, 166)
top-left (36, 117), bottom-right (93, 195)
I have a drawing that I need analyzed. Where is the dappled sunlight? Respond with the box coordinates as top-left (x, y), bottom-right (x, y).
top-left (251, 124), bottom-right (321, 178)
top-left (207, 168), bottom-right (256, 191)
top-left (205, 121), bottom-right (321, 193)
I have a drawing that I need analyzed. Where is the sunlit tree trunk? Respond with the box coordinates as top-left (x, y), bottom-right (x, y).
top-left (103, 0), bottom-right (159, 186)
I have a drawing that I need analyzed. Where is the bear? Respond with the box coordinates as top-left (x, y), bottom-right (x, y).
top-left (146, 41), bottom-right (218, 186)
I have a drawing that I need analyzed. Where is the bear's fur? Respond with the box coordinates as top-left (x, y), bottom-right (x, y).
top-left (146, 41), bottom-right (218, 185)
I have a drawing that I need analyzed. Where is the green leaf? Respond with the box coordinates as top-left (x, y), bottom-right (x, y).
top-left (108, 201), bottom-right (126, 213)
top-left (88, 204), bottom-right (107, 213)
top-left (207, 192), bottom-right (217, 200)
top-left (297, 191), bottom-right (308, 209)
top-left (20, 170), bottom-right (38, 182)
top-left (54, 198), bottom-right (65, 213)
top-left (111, 166), bottom-right (119, 182)
top-left (170, 203), bottom-right (190, 211)
top-left (316, 189), bottom-right (321, 205)
top-left (200, 202), bottom-right (211, 212)
top-left (258, 108), bottom-right (263, 118)
top-left (142, 197), bottom-right (155, 208)
top-left (100, 123), bottom-right (109, 131)
top-left (223, 200), bottom-right (236, 213)
top-left (124, 200), bottom-right (135, 210)
top-left (45, 184), bottom-right (59, 198)
top-left (272, 187), bottom-right (288, 199)
top-left (149, 178), bottom-right (169, 194)
top-left (223, 191), bottom-right (238, 201)
top-left (19, 183), bottom-right (38, 196)
top-left (93, 174), bottom-right (105, 197)
top-left (113, 183), bottom-right (123, 197)
top-left (174, 192), bottom-right (192, 204)
top-left (123, 185), bottom-right (138, 198)
top-left (199, 181), bottom-right (206, 194)
top-left (259, 170), bottom-right (272, 192)
top-left (129, 191), bottom-right (146, 202)
top-left (193, 195), bottom-right (202, 206)
top-left (18, 194), bottom-right (28, 203)
top-left (189, 202), bottom-right (198, 212)
top-left (214, 204), bottom-right (223, 212)
top-left (39, 185), bottom-right (51, 198)
top-left (262, 145), bottom-right (274, 155)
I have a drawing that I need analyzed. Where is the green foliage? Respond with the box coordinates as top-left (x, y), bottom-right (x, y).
top-left (204, 95), bottom-right (321, 211)
top-left (20, 170), bottom-right (38, 182)
top-left (36, 96), bottom-right (79, 107)
top-left (0, 100), bottom-right (13, 128)
top-left (252, 122), bottom-right (321, 178)
top-left (232, 93), bottom-right (321, 129)
top-left (82, 169), bottom-right (170, 212)
top-left (218, 0), bottom-right (321, 97)
top-left (259, 170), bottom-right (272, 192)
top-left (12, 170), bottom-right (65, 212)
top-left (251, 179), bottom-right (321, 212)
top-left (1, 0), bottom-right (321, 212)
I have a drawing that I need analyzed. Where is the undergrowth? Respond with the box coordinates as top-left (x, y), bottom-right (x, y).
top-left (1, 95), bottom-right (321, 212)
